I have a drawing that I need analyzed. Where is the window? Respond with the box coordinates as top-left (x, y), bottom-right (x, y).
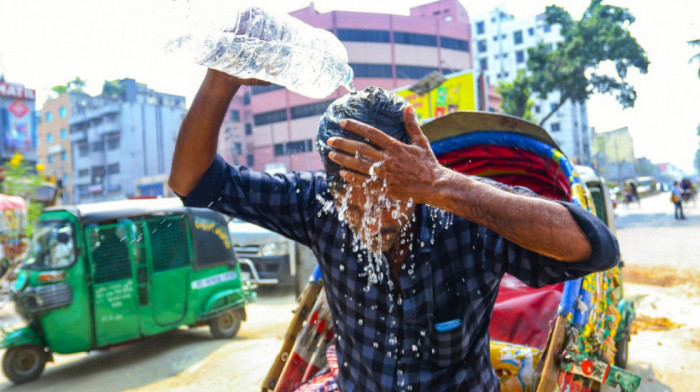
top-left (78, 144), bottom-right (89, 157)
top-left (350, 63), bottom-right (393, 78)
top-left (106, 135), bottom-right (120, 150)
top-left (61, 152), bottom-right (68, 161)
top-left (245, 123), bottom-right (253, 135)
top-left (107, 163), bottom-right (120, 174)
top-left (59, 106), bottom-right (67, 117)
top-left (395, 65), bottom-right (441, 79)
top-left (394, 32), bottom-right (437, 47)
top-left (477, 39), bottom-right (487, 53)
top-left (251, 84), bottom-right (284, 95)
top-left (513, 30), bottom-right (523, 45)
top-left (476, 21), bottom-right (485, 35)
top-left (479, 58), bottom-right (488, 70)
top-left (291, 100), bottom-right (334, 120)
top-left (528, 27), bottom-right (535, 36)
top-left (78, 169), bottom-right (89, 177)
top-left (551, 123), bottom-right (561, 132)
top-left (253, 109), bottom-right (287, 126)
top-left (247, 154), bottom-right (254, 166)
top-left (60, 128), bottom-right (68, 139)
top-left (274, 140), bottom-right (314, 157)
top-left (47, 133), bottom-right (53, 143)
top-left (534, 106), bottom-right (541, 114)
top-left (91, 141), bottom-right (103, 152)
top-left (63, 174), bottom-right (69, 185)
top-left (492, 36), bottom-right (498, 42)
top-left (24, 220), bottom-right (76, 269)
top-left (229, 110), bottom-right (240, 122)
top-left (45, 112), bottom-right (53, 122)
top-left (550, 103), bottom-right (558, 112)
top-left (48, 155), bottom-right (54, 164)
top-left (90, 225), bottom-right (132, 283)
top-left (516, 50), bottom-right (525, 63)
top-left (243, 92), bottom-right (251, 105)
top-left (336, 29), bottom-right (390, 43)
top-left (440, 37), bottom-right (469, 52)
top-left (233, 143), bottom-right (242, 155)
top-left (544, 24), bottom-right (551, 33)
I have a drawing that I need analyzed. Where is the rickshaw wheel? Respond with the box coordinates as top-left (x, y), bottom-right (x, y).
top-left (615, 336), bottom-right (629, 369)
top-left (2, 345), bottom-right (47, 384)
top-left (210, 309), bottom-right (242, 339)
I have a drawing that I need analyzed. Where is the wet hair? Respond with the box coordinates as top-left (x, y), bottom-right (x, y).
top-left (316, 86), bottom-right (410, 190)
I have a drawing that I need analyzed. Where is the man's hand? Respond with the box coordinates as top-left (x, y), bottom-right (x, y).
top-left (326, 106), bottom-right (449, 205)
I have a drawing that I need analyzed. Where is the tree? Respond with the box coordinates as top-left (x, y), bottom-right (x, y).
top-left (526, 0), bottom-right (649, 126)
top-left (497, 71), bottom-right (536, 122)
top-left (50, 76), bottom-right (87, 98)
top-left (1, 154), bottom-right (45, 238)
top-left (689, 39), bottom-right (700, 78)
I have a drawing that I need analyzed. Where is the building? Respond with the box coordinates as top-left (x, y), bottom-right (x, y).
top-left (220, 0), bottom-right (475, 172)
top-left (69, 79), bottom-right (185, 203)
top-left (0, 80), bottom-right (37, 164)
top-left (592, 126), bottom-right (636, 184)
top-left (470, 7), bottom-right (592, 165)
top-left (37, 92), bottom-right (89, 203)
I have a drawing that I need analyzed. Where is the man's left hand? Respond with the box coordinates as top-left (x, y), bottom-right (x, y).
top-left (327, 106), bottom-right (448, 204)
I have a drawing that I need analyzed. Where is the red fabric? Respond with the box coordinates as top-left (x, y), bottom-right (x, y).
top-left (489, 274), bottom-right (563, 349)
top-left (436, 145), bottom-right (570, 201)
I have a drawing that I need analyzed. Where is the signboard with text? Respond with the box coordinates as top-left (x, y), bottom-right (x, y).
top-left (0, 82), bottom-right (37, 159)
top-left (394, 71), bottom-right (478, 122)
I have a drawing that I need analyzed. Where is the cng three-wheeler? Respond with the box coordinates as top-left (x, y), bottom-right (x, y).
top-left (0, 198), bottom-right (256, 383)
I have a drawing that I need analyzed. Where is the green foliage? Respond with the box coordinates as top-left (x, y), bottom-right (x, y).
top-left (50, 76), bottom-right (87, 98)
top-left (527, 0), bottom-right (649, 125)
top-left (2, 155), bottom-right (45, 238)
top-left (497, 71), bottom-right (536, 122)
top-left (689, 39), bottom-right (700, 78)
top-left (102, 80), bottom-right (125, 98)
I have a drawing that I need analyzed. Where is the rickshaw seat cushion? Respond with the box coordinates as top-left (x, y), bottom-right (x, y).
top-left (489, 274), bottom-right (563, 349)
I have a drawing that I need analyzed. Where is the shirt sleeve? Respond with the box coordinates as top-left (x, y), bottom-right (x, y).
top-left (483, 201), bottom-right (620, 288)
top-left (178, 155), bottom-right (324, 247)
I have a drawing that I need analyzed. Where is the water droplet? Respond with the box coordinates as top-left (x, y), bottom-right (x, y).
top-left (358, 318), bottom-right (363, 326)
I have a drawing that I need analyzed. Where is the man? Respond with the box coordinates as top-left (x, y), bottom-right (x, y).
top-left (169, 69), bottom-right (619, 391)
top-left (671, 181), bottom-right (685, 220)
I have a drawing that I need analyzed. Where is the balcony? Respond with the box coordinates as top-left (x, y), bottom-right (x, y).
top-left (69, 130), bottom-right (87, 142)
top-left (96, 121), bottom-right (121, 135)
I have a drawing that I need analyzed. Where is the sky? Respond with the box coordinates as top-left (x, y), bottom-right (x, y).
top-left (0, 0), bottom-right (698, 173)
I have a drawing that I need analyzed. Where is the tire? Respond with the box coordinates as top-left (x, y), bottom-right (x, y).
top-left (209, 309), bottom-right (242, 339)
top-left (614, 335), bottom-right (629, 369)
top-left (2, 345), bottom-right (47, 384)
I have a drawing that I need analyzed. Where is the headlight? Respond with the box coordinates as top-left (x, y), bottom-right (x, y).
top-left (259, 241), bottom-right (289, 257)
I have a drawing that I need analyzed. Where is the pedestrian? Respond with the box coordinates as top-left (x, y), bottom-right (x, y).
top-left (671, 180), bottom-right (685, 220)
top-left (168, 70), bottom-right (619, 391)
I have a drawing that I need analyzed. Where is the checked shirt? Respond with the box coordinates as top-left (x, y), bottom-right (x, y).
top-left (182, 155), bottom-right (619, 392)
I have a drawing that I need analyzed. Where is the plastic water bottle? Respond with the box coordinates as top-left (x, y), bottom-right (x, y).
top-left (170, 6), bottom-right (355, 99)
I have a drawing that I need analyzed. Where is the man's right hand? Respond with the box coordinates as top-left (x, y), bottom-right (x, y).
top-left (169, 69), bottom-right (269, 197)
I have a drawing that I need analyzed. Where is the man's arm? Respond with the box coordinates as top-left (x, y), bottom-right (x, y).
top-left (169, 69), bottom-right (267, 196)
top-left (326, 106), bottom-right (593, 263)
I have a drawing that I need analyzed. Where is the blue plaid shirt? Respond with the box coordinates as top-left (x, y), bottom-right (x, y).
top-left (182, 155), bottom-right (619, 392)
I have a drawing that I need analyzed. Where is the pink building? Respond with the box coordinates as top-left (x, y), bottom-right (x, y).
top-left (219, 0), bottom-right (474, 172)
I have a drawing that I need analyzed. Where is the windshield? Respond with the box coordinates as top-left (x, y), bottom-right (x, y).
top-left (23, 220), bottom-right (76, 269)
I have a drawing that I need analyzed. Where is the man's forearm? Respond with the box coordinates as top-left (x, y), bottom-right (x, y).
top-left (432, 169), bottom-right (593, 263)
top-left (169, 69), bottom-right (242, 196)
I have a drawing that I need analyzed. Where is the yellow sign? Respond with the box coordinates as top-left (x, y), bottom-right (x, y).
top-left (394, 72), bottom-right (477, 121)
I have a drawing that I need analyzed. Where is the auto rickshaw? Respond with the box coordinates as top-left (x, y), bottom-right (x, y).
top-left (0, 198), bottom-right (256, 383)
top-left (262, 112), bottom-right (641, 392)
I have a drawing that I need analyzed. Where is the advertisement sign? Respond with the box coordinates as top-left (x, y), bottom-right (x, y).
top-left (394, 71), bottom-right (478, 122)
top-left (2, 99), bottom-right (35, 154)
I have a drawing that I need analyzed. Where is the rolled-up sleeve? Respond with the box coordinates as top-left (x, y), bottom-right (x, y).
top-left (484, 201), bottom-right (620, 288)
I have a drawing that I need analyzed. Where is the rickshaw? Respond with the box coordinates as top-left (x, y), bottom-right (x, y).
top-left (262, 112), bottom-right (641, 392)
top-left (0, 198), bottom-right (256, 383)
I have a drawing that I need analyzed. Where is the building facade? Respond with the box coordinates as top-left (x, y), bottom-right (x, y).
top-left (0, 80), bottom-right (37, 163)
top-left (220, 0), bottom-right (474, 172)
top-left (69, 79), bottom-right (185, 203)
top-left (592, 126), bottom-right (636, 184)
top-left (471, 7), bottom-right (592, 165)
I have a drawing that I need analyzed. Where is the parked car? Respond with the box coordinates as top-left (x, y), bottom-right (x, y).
top-left (1, 198), bottom-right (255, 383)
top-left (229, 219), bottom-right (318, 295)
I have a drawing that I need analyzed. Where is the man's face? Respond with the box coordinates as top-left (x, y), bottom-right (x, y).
top-left (332, 185), bottom-right (414, 253)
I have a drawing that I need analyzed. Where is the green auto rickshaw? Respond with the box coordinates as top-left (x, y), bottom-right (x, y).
top-left (0, 198), bottom-right (256, 383)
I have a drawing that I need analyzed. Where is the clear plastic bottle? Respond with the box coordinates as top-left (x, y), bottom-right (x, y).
top-left (172, 6), bottom-right (355, 99)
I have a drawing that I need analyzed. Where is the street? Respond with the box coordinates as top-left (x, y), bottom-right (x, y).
top-left (0, 192), bottom-right (697, 391)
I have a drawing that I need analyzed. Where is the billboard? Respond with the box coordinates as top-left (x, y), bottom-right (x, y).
top-left (0, 82), bottom-right (37, 158)
top-left (394, 71), bottom-right (480, 122)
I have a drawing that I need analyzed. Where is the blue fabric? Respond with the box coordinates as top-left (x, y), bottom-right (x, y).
top-left (181, 155), bottom-right (619, 392)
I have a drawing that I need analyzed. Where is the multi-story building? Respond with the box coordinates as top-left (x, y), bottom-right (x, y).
top-left (592, 126), bottom-right (636, 184)
top-left (37, 92), bottom-right (89, 203)
top-left (0, 79), bottom-right (37, 164)
top-left (471, 7), bottom-right (592, 165)
top-left (69, 79), bottom-right (185, 203)
top-left (220, 0), bottom-right (474, 172)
